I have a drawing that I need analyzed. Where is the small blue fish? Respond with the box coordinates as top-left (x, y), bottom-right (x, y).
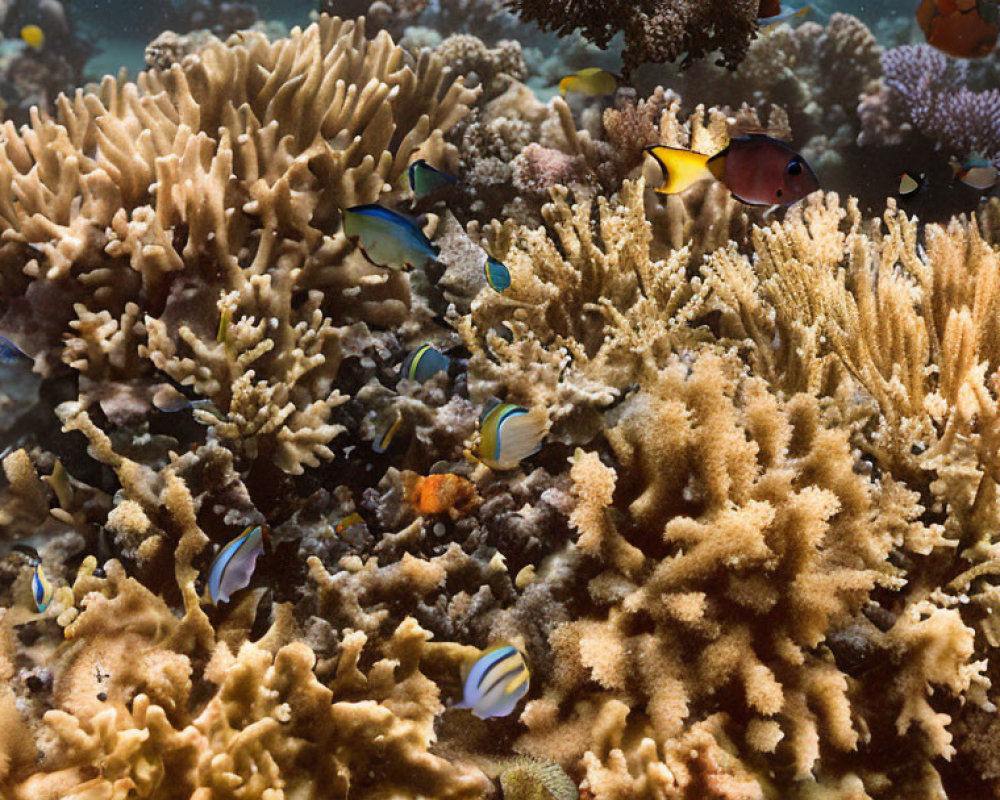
top-left (399, 344), bottom-right (451, 384)
top-left (455, 644), bottom-right (530, 719)
top-left (408, 159), bottom-right (458, 199)
top-left (484, 257), bottom-right (511, 293)
top-left (0, 335), bottom-right (28, 363)
top-left (759, 2), bottom-right (811, 28)
top-left (475, 402), bottom-right (547, 471)
top-left (373, 412), bottom-right (403, 454)
top-left (31, 562), bottom-right (53, 612)
top-left (343, 204), bottom-right (440, 271)
top-left (207, 524), bottom-right (267, 605)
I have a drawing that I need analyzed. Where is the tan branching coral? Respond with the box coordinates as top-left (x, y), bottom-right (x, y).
top-left (0, 15), bottom-right (477, 473)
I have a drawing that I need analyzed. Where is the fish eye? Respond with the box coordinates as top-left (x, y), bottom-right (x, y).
top-left (787, 159), bottom-right (803, 176)
top-left (776, 189), bottom-right (784, 198)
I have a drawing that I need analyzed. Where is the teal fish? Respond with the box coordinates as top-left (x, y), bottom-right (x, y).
top-left (207, 524), bottom-right (267, 605)
top-left (759, 2), bottom-right (811, 28)
top-left (343, 204), bottom-right (440, 271)
top-left (484, 257), bottom-right (511, 292)
top-left (408, 159), bottom-right (458, 199)
top-left (454, 644), bottom-right (530, 719)
top-left (373, 412), bottom-right (403, 454)
top-left (399, 344), bottom-right (451, 384)
top-left (475, 402), bottom-right (547, 471)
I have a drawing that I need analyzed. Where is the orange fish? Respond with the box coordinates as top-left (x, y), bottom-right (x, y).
top-left (917, 0), bottom-right (998, 58)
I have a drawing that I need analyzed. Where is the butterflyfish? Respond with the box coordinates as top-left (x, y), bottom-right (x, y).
top-left (207, 524), bottom-right (267, 606)
top-left (952, 153), bottom-right (999, 190)
top-left (475, 402), bottom-right (547, 471)
top-left (334, 512), bottom-right (365, 535)
top-left (408, 159), bottom-right (458, 199)
top-left (558, 67), bottom-right (618, 97)
top-left (31, 562), bottom-right (53, 612)
top-left (373, 411), bottom-right (403, 454)
top-left (484, 256), bottom-right (511, 292)
top-left (454, 644), bottom-right (530, 719)
top-left (0, 335), bottom-right (28, 363)
top-left (898, 171), bottom-right (926, 199)
top-left (12, 545), bottom-right (52, 612)
top-left (343, 204), bottom-right (440, 271)
top-left (20, 25), bottom-right (44, 48)
top-left (917, 0), bottom-right (998, 58)
top-left (645, 134), bottom-right (820, 206)
top-left (399, 344), bottom-right (451, 384)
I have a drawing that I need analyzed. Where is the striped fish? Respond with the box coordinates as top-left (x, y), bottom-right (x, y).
top-left (455, 644), bottom-right (530, 719)
top-left (399, 344), bottom-right (451, 384)
top-left (408, 159), bottom-right (458, 199)
top-left (207, 524), bottom-right (267, 605)
top-left (475, 402), bottom-right (547, 471)
top-left (373, 412), bottom-right (403, 454)
top-left (31, 562), bottom-right (53, 612)
top-left (484, 257), bottom-right (511, 292)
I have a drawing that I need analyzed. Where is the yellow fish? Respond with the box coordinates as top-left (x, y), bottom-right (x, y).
top-left (558, 68), bottom-right (618, 97)
top-left (21, 25), bottom-right (44, 49)
top-left (454, 644), bottom-right (530, 719)
top-left (474, 401), bottom-right (547, 471)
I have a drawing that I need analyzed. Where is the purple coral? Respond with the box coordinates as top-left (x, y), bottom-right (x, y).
top-left (860, 44), bottom-right (1000, 162)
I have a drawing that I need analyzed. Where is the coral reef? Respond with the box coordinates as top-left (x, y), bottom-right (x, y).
top-left (4, 5), bottom-right (1000, 800)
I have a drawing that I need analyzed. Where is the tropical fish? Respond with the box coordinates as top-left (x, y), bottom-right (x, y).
top-left (12, 545), bottom-right (52, 612)
top-left (31, 562), bottom-right (53, 612)
top-left (373, 412), bottom-right (403, 454)
top-left (484, 256), bottom-right (511, 293)
top-left (645, 135), bottom-right (820, 206)
top-left (558, 68), bottom-right (618, 97)
top-left (454, 644), bottom-right (530, 719)
top-left (475, 401), bottom-right (547, 471)
top-left (759, 3), bottom-right (811, 27)
top-left (898, 171), bottom-right (926, 199)
top-left (408, 159), bottom-right (458, 199)
top-left (0, 335), bottom-right (27, 363)
top-left (334, 512), bottom-right (365, 535)
top-left (952, 153), bottom-right (999, 190)
top-left (917, 0), bottom-right (998, 58)
top-left (343, 204), bottom-right (440, 271)
top-left (207, 524), bottom-right (267, 606)
top-left (20, 24), bottom-right (44, 48)
top-left (217, 306), bottom-right (231, 345)
top-left (399, 344), bottom-right (451, 383)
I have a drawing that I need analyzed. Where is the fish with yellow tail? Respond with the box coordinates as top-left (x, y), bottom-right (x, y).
top-left (454, 644), bottom-right (530, 719)
top-left (343, 204), bottom-right (440, 271)
top-left (206, 524), bottom-right (267, 605)
top-left (558, 67), bottom-right (618, 97)
top-left (758, 0), bottom-right (812, 29)
top-left (13, 544), bottom-right (53, 612)
top-left (645, 134), bottom-right (819, 207)
top-left (474, 400), bottom-right (547, 471)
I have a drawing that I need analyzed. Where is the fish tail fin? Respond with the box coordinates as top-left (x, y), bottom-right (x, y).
top-left (645, 146), bottom-right (714, 195)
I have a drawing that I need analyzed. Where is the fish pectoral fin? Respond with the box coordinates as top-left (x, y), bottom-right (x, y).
top-left (645, 146), bottom-right (714, 195)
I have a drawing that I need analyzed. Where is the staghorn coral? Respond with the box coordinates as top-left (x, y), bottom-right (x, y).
top-left (0, 15), bottom-right (477, 474)
top-left (505, 0), bottom-right (759, 75)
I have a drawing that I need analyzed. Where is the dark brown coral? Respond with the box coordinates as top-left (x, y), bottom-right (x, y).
top-left (504, 0), bottom-right (759, 75)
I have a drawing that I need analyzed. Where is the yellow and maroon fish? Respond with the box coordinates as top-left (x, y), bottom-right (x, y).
top-left (645, 134), bottom-right (820, 207)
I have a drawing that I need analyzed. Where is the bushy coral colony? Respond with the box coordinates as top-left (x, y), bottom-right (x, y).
top-left (3, 1), bottom-right (1000, 798)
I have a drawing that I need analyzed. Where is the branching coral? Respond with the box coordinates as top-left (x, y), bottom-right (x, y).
top-left (0, 15), bottom-right (476, 474)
